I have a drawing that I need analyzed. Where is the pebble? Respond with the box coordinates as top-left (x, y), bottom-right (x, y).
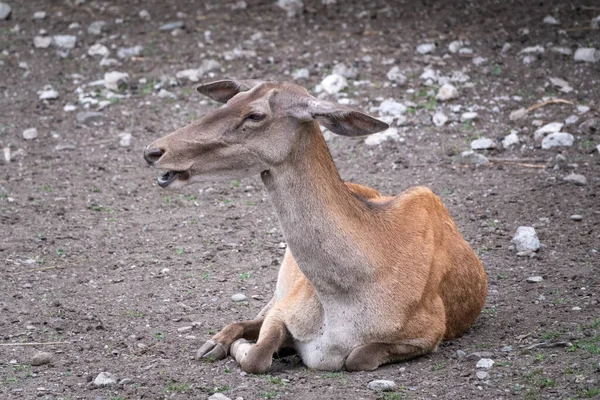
top-left (93, 372), bottom-right (117, 387)
top-left (34, 36), bottom-right (52, 49)
top-left (502, 131), bottom-right (519, 148)
top-left (551, 46), bottom-right (572, 55)
top-left (292, 68), bottom-right (310, 80)
top-left (157, 89), bottom-right (176, 99)
top-left (231, 293), bottom-right (247, 302)
top-left (33, 11), bottom-right (46, 20)
top-left (571, 306), bottom-right (582, 311)
top-left (104, 71), bottom-right (129, 91)
top-left (526, 276), bottom-right (543, 283)
top-left (543, 15), bottom-right (559, 25)
top-left (119, 378), bottom-right (133, 385)
top-left (578, 118), bottom-right (600, 134)
top-left (509, 107), bottom-right (527, 120)
top-left (31, 352), bottom-right (52, 366)
top-left (377, 99), bottom-right (406, 118)
top-left (460, 112), bottom-right (478, 122)
top-left (0, 2), bottom-right (11, 20)
top-left (416, 43), bottom-right (435, 54)
top-left (456, 349), bottom-right (467, 358)
top-left (459, 150), bottom-right (489, 165)
top-left (534, 122), bottom-right (563, 140)
top-left (159, 21), bottom-right (185, 31)
top-left (22, 128), bottom-right (38, 140)
top-left (68, 22), bottom-right (80, 30)
top-left (592, 15), bottom-right (600, 29)
top-left (574, 48), bottom-right (600, 63)
top-left (177, 326), bottom-right (193, 333)
top-left (52, 35), bottom-right (77, 49)
top-left (364, 128), bottom-right (400, 146)
top-left (432, 112), bottom-right (448, 127)
top-left (511, 226), bottom-right (541, 252)
top-left (564, 115), bottom-right (579, 125)
top-left (117, 45), bottom-right (143, 59)
top-left (563, 173), bottom-right (587, 186)
top-left (316, 74), bottom-right (347, 95)
top-left (208, 394), bottom-right (231, 400)
top-left (476, 358), bottom-right (494, 369)
top-left (549, 77), bottom-right (573, 93)
top-left (367, 380), bottom-right (396, 392)
top-left (118, 132), bottom-right (132, 147)
top-left (436, 83), bottom-right (459, 101)
top-left (175, 60), bottom-right (221, 82)
top-left (332, 63), bottom-right (357, 79)
top-left (448, 40), bottom-right (463, 53)
top-left (139, 9), bottom-right (151, 20)
top-left (476, 371), bottom-right (490, 380)
top-left (38, 86), bottom-right (59, 100)
top-left (472, 56), bottom-right (488, 66)
top-left (386, 66), bottom-right (407, 85)
top-left (471, 138), bottom-right (495, 150)
top-left (541, 132), bottom-right (574, 149)
top-left (88, 44), bottom-right (109, 57)
top-left (519, 45), bottom-right (545, 54)
top-left (88, 21), bottom-right (106, 35)
top-left (76, 111), bottom-right (104, 124)
top-left (569, 214), bottom-right (583, 221)
top-left (500, 346), bottom-right (513, 352)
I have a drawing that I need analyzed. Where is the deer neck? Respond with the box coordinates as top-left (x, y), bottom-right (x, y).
top-left (261, 123), bottom-right (373, 296)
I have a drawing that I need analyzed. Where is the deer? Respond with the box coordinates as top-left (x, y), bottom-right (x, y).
top-left (143, 79), bottom-right (488, 373)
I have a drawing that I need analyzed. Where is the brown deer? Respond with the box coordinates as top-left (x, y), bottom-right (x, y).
top-left (144, 79), bottom-right (488, 373)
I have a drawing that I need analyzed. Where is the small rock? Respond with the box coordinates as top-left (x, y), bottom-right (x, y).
top-left (159, 21), bottom-right (185, 31)
top-left (436, 83), bottom-right (459, 101)
top-left (23, 128), bottom-right (38, 140)
top-left (88, 44), bottom-right (109, 57)
top-left (51, 35), bottom-right (76, 50)
top-left (432, 112), bottom-right (448, 127)
top-left (549, 77), bottom-right (573, 93)
top-left (519, 45), bottom-right (545, 55)
top-left (157, 89), bottom-right (176, 99)
top-left (571, 306), bottom-right (582, 311)
top-left (93, 372), bottom-right (117, 387)
top-left (564, 115), bottom-right (579, 125)
top-left (34, 36), bottom-right (52, 49)
top-left (522, 55), bottom-right (537, 64)
top-left (456, 350), bottom-right (467, 358)
top-left (502, 131), bottom-right (519, 148)
top-left (104, 71), bottom-right (129, 91)
top-left (175, 59), bottom-right (221, 82)
top-left (139, 9), bottom-right (151, 20)
top-left (476, 358), bottom-right (494, 369)
top-left (117, 45), bottom-right (143, 59)
top-left (574, 48), bottom-right (600, 63)
top-left (526, 276), bottom-right (543, 283)
top-left (512, 226), bottom-right (541, 252)
top-left (467, 351), bottom-right (493, 361)
top-left (551, 46), bottom-right (572, 55)
top-left (118, 132), bottom-right (132, 148)
top-left (332, 63), bottom-right (357, 79)
top-left (377, 99), bottom-right (406, 118)
top-left (31, 351), bottom-right (52, 366)
top-left (0, 2), bottom-right (11, 20)
top-left (231, 293), bottom-right (247, 302)
top-left (386, 66), bottom-right (407, 85)
top-left (541, 132), bottom-right (574, 149)
top-left (592, 15), bottom-right (600, 29)
top-left (563, 173), bottom-right (587, 186)
top-left (459, 150), bottom-right (489, 165)
top-left (460, 112), bottom-right (478, 122)
top-left (471, 137), bottom-right (495, 150)
top-left (416, 43), bottom-right (435, 54)
top-left (38, 86), bottom-right (59, 100)
top-left (578, 118), bottom-right (600, 134)
top-left (33, 11), bottom-right (46, 20)
top-left (76, 111), bottom-right (104, 124)
top-left (208, 394), bottom-right (232, 400)
top-left (88, 21), bottom-right (106, 35)
top-left (118, 378), bottom-right (133, 385)
top-left (364, 128), bottom-right (400, 146)
top-left (543, 15), bottom-right (559, 25)
top-left (448, 40), bottom-right (463, 53)
top-left (476, 371), bottom-right (490, 380)
top-left (534, 122), bottom-right (564, 141)
top-left (577, 105), bottom-right (590, 114)
top-left (569, 214), bottom-right (583, 221)
top-left (509, 107), bottom-right (527, 120)
top-left (316, 74), bottom-right (347, 95)
top-left (367, 380), bottom-right (396, 392)
top-left (472, 56), bottom-right (488, 66)
top-left (177, 326), bottom-right (193, 333)
top-left (292, 68), bottom-right (310, 80)
top-left (500, 346), bottom-right (513, 352)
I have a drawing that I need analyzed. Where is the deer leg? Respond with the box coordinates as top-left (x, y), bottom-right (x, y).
top-left (197, 318), bottom-right (264, 360)
top-left (230, 316), bottom-right (289, 374)
top-left (345, 339), bottom-right (440, 372)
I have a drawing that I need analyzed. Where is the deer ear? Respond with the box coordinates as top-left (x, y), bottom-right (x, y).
top-left (295, 99), bottom-right (389, 137)
top-left (196, 79), bottom-right (263, 103)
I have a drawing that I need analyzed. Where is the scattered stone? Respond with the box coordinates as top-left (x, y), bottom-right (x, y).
top-left (563, 173), bottom-right (587, 186)
top-left (574, 48), bottom-right (600, 63)
top-left (509, 107), bottom-right (527, 120)
top-left (364, 128), bottom-right (400, 146)
top-left (471, 137), bottom-right (495, 150)
top-left (51, 35), bottom-right (77, 49)
top-left (512, 226), bottom-right (541, 252)
top-left (332, 63), bottom-right (357, 79)
top-left (22, 128), bottom-right (38, 140)
top-left (534, 122), bottom-right (563, 140)
top-left (64, 104), bottom-right (76, 112)
top-left (500, 346), bottom-right (513, 352)
top-left (118, 378), bottom-right (133, 385)
top-left (88, 21), bottom-right (106, 35)
top-left (448, 40), bottom-right (463, 53)
top-left (276, 0), bottom-right (304, 17)
top-left (68, 22), bottom-right (80, 30)
top-left (541, 132), bottom-right (574, 149)
top-left (416, 43), bottom-right (435, 54)
top-left (577, 105), bottom-right (590, 114)
top-left (549, 77), bottom-right (573, 93)
top-left (177, 326), bottom-right (193, 333)
top-left (38, 86), bottom-right (59, 100)
top-left (569, 214), bottom-right (583, 221)
top-left (436, 83), bottom-right (459, 101)
top-left (502, 131), bottom-right (519, 148)
top-left (386, 66), bottom-right (407, 85)
top-left (118, 132), bottom-right (132, 148)
top-left (0, 2), bottom-right (11, 20)
top-left (316, 74), bottom-right (347, 95)
top-left (34, 36), bottom-right (52, 49)
top-left (117, 45), bottom-right (143, 59)
top-left (592, 15), bottom-right (600, 29)
top-left (522, 55), bottom-right (537, 64)
top-left (139, 9), bottom-right (151, 20)
top-left (459, 150), bottom-right (489, 165)
top-left (519, 45), bottom-right (544, 54)
top-left (459, 47), bottom-right (473, 55)
top-left (578, 118), bottom-right (600, 134)
top-left (377, 99), bottom-right (406, 118)
top-left (231, 293), bottom-right (247, 302)
top-left (564, 115), bottom-right (579, 125)
top-left (175, 59), bottom-right (221, 82)
top-left (476, 358), bottom-right (494, 369)
top-left (3, 147), bottom-right (10, 163)
top-left (367, 380), bottom-right (396, 392)
top-left (472, 56), bottom-right (488, 66)
top-left (31, 351), bottom-right (52, 366)
top-left (543, 15), bottom-right (559, 25)
top-left (432, 112), bottom-right (448, 127)
top-left (93, 372), bottom-right (117, 387)
top-left (88, 43), bottom-right (109, 57)
top-left (526, 276), bottom-right (543, 283)
top-left (33, 11), bottom-right (46, 20)
top-left (157, 89), bottom-right (176, 99)
top-left (159, 21), bottom-right (185, 31)
top-left (208, 394), bottom-right (232, 400)
top-left (460, 112), bottom-right (478, 122)
top-left (292, 68), bottom-right (309, 80)
top-left (104, 71), bottom-right (129, 91)
top-left (76, 111), bottom-right (104, 124)
top-left (456, 349), bottom-right (467, 358)
top-left (476, 371), bottom-right (490, 380)
top-left (551, 46), bottom-right (572, 55)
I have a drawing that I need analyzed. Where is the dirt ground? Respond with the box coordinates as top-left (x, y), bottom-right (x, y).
top-left (1, 0), bottom-right (599, 399)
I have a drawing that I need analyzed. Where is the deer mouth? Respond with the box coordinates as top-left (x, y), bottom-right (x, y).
top-left (157, 170), bottom-right (191, 188)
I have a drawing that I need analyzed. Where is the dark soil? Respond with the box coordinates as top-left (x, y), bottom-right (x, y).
top-left (1, 1), bottom-right (599, 399)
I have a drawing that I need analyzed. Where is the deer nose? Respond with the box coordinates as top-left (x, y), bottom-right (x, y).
top-left (144, 147), bottom-right (164, 165)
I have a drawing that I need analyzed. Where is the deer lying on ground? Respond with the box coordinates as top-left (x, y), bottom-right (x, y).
top-left (144, 79), bottom-right (488, 373)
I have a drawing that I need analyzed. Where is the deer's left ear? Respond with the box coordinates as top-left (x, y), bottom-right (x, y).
top-left (292, 99), bottom-right (389, 137)
top-left (196, 79), bottom-right (263, 103)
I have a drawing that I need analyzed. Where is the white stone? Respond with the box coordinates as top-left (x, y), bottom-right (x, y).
top-left (367, 380), bottom-right (396, 392)
top-left (512, 227), bottom-right (541, 252)
top-left (332, 63), bottom-right (357, 79)
top-left (522, 55), bottom-right (537, 64)
top-left (577, 105), bottom-right (590, 114)
top-left (472, 56), bottom-right (488, 66)
top-left (88, 21), bottom-right (106, 35)
top-left (519, 45), bottom-right (545, 54)
top-left (574, 48), bottom-right (600, 63)
top-left (23, 128), bottom-right (38, 140)
top-left (38, 86), bottom-right (59, 100)
top-left (543, 15), bottom-right (559, 25)
top-left (33, 11), bottom-right (46, 20)
top-left (502, 131), bottom-right (519, 148)
top-left (100, 57), bottom-right (119, 67)
top-left (377, 99), bottom-right (406, 118)
top-left (157, 89), bottom-right (176, 99)
top-left (292, 68), bottom-right (310, 80)
top-left (526, 276), bottom-right (543, 283)
top-left (476, 371), bottom-right (490, 380)
top-left (460, 112), bottom-right (478, 122)
top-left (34, 36), bottom-right (52, 48)
top-left (592, 15), bottom-right (600, 29)
top-left (534, 122), bottom-right (563, 140)
top-left (448, 40), bottom-right (463, 53)
top-left (476, 358), bottom-right (494, 369)
top-left (563, 173), bottom-right (587, 186)
top-left (541, 132), bottom-right (574, 149)
top-left (436, 83), bottom-right (459, 101)
top-left (52, 35), bottom-right (76, 49)
top-left (63, 104), bottom-right (76, 112)
top-left (450, 71), bottom-right (470, 83)
top-left (139, 9), bottom-right (151, 20)
top-left (0, 3), bottom-right (11, 20)
top-left (88, 43), bottom-right (109, 57)
top-left (460, 150), bottom-right (489, 165)
top-left (459, 47), bottom-right (473, 55)
top-left (117, 45), bottom-right (144, 59)
top-left (177, 326), bottom-right (193, 333)
top-left (420, 68), bottom-right (438, 82)
top-left (564, 115), bottom-right (579, 125)
top-left (471, 138), bottom-right (495, 150)
top-left (551, 46), bottom-right (572, 55)
top-left (509, 107), bottom-right (527, 120)
top-left (208, 394), bottom-right (232, 400)
top-left (175, 60), bottom-right (221, 82)
top-left (432, 112), bottom-right (448, 127)
top-left (104, 71), bottom-right (129, 91)
top-left (386, 66), bottom-right (407, 85)
top-left (231, 293), bottom-right (247, 302)
top-left (118, 132), bottom-right (132, 147)
top-left (364, 128), bottom-right (400, 146)
top-left (276, 0), bottom-right (304, 17)
top-left (416, 43), bottom-right (435, 54)
top-left (317, 74), bottom-right (347, 94)
top-left (549, 77), bottom-right (573, 93)
top-left (571, 306), bottom-right (582, 311)
top-left (94, 372), bottom-right (117, 387)
top-left (68, 22), bottom-right (80, 30)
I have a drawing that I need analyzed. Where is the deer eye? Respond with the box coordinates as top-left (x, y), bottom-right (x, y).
top-left (244, 113), bottom-right (266, 122)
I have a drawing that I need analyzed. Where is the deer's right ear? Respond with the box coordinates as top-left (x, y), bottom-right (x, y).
top-left (196, 79), bottom-right (261, 103)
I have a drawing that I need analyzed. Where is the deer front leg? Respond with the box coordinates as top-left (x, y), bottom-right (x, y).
top-left (197, 318), bottom-right (264, 360)
top-left (230, 316), bottom-right (289, 374)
